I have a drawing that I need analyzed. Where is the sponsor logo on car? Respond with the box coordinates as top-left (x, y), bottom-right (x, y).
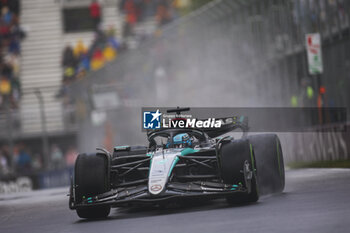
top-left (150, 179), bottom-right (162, 183)
top-left (150, 184), bottom-right (162, 192)
top-left (151, 169), bottom-right (165, 176)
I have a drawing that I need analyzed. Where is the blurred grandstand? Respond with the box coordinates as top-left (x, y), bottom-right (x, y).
top-left (0, 0), bottom-right (349, 192)
top-left (0, 0), bottom-right (217, 191)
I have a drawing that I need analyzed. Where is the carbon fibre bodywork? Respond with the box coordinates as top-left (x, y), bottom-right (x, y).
top-left (69, 115), bottom-right (260, 211)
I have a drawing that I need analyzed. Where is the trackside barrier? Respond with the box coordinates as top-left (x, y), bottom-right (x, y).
top-left (0, 167), bottom-right (73, 193)
top-left (279, 123), bottom-right (349, 164)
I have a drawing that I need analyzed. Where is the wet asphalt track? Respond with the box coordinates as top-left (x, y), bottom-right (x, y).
top-left (0, 168), bottom-right (350, 233)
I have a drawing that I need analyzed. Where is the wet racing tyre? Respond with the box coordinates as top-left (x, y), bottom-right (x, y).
top-left (248, 134), bottom-right (285, 195)
top-left (219, 138), bottom-right (259, 204)
top-left (74, 153), bottom-right (111, 219)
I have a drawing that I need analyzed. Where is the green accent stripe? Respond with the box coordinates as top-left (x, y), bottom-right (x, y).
top-left (276, 138), bottom-right (282, 178)
top-left (249, 144), bottom-right (255, 171)
top-left (168, 157), bottom-right (179, 177)
top-left (148, 156), bottom-right (153, 177)
top-left (181, 148), bottom-right (199, 156)
top-left (114, 146), bottom-right (129, 150)
top-left (249, 143), bottom-right (259, 194)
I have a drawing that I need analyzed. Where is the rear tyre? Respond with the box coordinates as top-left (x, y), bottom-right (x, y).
top-left (219, 139), bottom-right (259, 204)
top-left (74, 153), bottom-right (111, 219)
top-left (248, 134), bottom-right (285, 195)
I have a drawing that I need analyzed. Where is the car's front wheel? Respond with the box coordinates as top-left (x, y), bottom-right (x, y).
top-left (219, 138), bottom-right (259, 204)
top-left (74, 153), bottom-right (111, 219)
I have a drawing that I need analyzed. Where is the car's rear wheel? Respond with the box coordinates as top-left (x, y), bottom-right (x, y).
top-left (74, 153), bottom-right (111, 219)
top-left (219, 138), bottom-right (259, 204)
top-left (248, 134), bottom-right (285, 195)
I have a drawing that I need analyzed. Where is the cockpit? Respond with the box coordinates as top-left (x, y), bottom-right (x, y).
top-left (147, 129), bottom-right (208, 150)
top-left (165, 133), bottom-right (193, 148)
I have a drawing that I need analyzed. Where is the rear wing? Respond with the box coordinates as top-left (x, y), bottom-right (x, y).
top-left (201, 116), bottom-right (249, 138)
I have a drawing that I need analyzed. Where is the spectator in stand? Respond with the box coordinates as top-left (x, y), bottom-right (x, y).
top-left (10, 78), bottom-right (20, 106)
top-left (31, 153), bottom-right (42, 170)
top-left (62, 45), bottom-right (76, 82)
top-left (90, 48), bottom-right (105, 70)
top-left (103, 42), bottom-right (117, 61)
top-left (0, 1), bottom-right (24, 109)
top-left (0, 77), bottom-right (11, 96)
top-left (106, 25), bottom-right (116, 37)
top-left (123, 0), bottom-right (137, 37)
top-left (59, 26), bottom-right (124, 99)
top-left (89, 0), bottom-right (101, 30)
top-left (156, 0), bottom-right (172, 25)
top-left (0, 20), bottom-right (10, 43)
top-left (62, 44), bottom-right (75, 68)
top-left (5, 53), bottom-right (19, 77)
top-left (51, 144), bottom-right (64, 170)
top-left (0, 151), bottom-right (9, 175)
top-left (10, 23), bottom-right (25, 40)
top-left (119, 0), bottom-right (179, 26)
top-left (173, 0), bottom-right (190, 17)
top-left (0, 145), bottom-right (11, 168)
top-left (1, 6), bottom-right (12, 25)
top-left (143, 0), bottom-right (157, 19)
top-left (73, 39), bottom-right (87, 60)
top-left (2, 62), bottom-right (13, 78)
top-left (16, 148), bottom-right (31, 172)
top-left (65, 146), bottom-right (78, 167)
top-left (106, 26), bottom-right (120, 50)
top-left (8, 36), bottom-right (20, 54)
top-left (7, 0), bottom-right (20, 15)
top-left (0, 0), bottom-right (6, 10)
top-left (73, 40), bottom-right (89, 79)
top-left (79, 53), bottom-right (90, 72)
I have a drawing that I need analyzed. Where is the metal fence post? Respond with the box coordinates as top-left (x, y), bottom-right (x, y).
top-left (34, 89), bottom-right (49, 169)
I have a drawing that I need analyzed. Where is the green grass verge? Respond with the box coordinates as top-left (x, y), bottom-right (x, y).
top-left (288, 160), bottom-right (350, 169)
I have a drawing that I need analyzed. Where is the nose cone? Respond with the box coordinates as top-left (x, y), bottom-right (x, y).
top-left (148, 150), bottom-right (179, 195)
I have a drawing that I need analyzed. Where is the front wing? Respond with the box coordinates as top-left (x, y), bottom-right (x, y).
top-left (70, 181), bottom-right (248, 209)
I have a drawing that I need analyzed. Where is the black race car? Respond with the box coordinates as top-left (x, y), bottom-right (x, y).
top-left (69, 108), bottom-right (285, 219)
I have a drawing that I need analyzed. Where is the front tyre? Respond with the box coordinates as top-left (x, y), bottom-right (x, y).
top-left (219, 139), bottom-right (259, 204)
top-left (74, 153), bottom-right (111, 219)
top-left (226, 172), bottom-right (258, 205)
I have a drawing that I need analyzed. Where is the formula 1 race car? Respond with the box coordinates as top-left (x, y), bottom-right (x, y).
top-left (69, 107), bottom-right (285, 219)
